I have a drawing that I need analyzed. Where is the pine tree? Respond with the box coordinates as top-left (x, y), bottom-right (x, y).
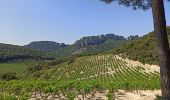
top-left (100, 0), bottom-right (170, 99)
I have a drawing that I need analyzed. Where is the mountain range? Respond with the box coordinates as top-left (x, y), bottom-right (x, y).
top-left (0, 33), bottom-right (132, 62)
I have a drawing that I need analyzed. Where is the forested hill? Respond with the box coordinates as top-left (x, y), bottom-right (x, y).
top-left (0, 33), bottom-right (131, 62)
top-left (25, 34), bottom-right (127, 52)
top-left (25, 41), bottom-right (68, 52)
top-left (116, 26), bottom-right (170, 65)
top-left (24, 34), bottom-right (129, 59)
top-left (0, 43), bottom-right (54, 62)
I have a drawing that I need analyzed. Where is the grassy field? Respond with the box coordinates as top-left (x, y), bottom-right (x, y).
top-left (0, 63), bottom-right (27, 75)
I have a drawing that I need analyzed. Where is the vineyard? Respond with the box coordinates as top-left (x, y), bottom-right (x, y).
top-left (0, 54), bottom-right (160, 100)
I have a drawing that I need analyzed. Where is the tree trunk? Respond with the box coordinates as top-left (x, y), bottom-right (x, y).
top-left (151, 0), bottom-right (170, 99)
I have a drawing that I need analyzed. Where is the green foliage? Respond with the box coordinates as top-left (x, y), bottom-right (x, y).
top-left (0, 72), bottom-right (17, 80)
top-left (0, 53), bottom-right (161, 99)
top-left (101, 0), bottom-right (151, 10)
top-left (116, 27), bottom-right (170, 65)
top-left (43, 34), bottom-right (128, 59)
top-left (0, 43), bottom-right (54, 62)
top-left (0, 63), bottom-right (26, 76)
top-left (25, 41), bottom-right (67, 52)
top-left (106, 92), bottom-right (114, 100)
top-left (66, 92), bottom-right (76, 100)
top-left (67, 58), bottom-right (75, 64)
top-left (0, 93), bottom-right (30, 100)
top-left (24, 54), bottom-right (160, 91)
top-left (0, 94), bottom-right (18, 100)
top-left (27, 65), bottom-right (42, 73)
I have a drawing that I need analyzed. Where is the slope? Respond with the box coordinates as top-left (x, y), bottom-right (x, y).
top-left (25, 34), bottom-right (128, 59)
top-left (25, 41), bottom-right (67, 52)
top-left (116, 26), bottom-right (170, 65)
top-left (0, 54), bottom-right (161, 100)
top-left (0, 43), bottom-right (54, 62)
top-left (27, 54), bottom-right (160, 88)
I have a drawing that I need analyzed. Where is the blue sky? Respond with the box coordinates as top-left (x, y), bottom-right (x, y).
top-left (0, 0), bottom-right (170, 45)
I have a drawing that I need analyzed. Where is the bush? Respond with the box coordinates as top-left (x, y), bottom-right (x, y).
top-left (0, 72), bottom-right (17, 80)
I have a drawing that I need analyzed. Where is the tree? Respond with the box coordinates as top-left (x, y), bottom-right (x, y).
top-left (127, 35), bottom-right (139, 40)
top-left (100, 0), bottom-right (170, 99)
top-left (0, 72), bottom-right (17, 80)
top-left (151, 1), bottom-right (170, 99)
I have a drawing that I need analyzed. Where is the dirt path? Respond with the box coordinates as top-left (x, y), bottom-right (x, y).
top-left (29, 90), bottom-right (161, 100)
top-left (115, 90), bottom-right (161, 100)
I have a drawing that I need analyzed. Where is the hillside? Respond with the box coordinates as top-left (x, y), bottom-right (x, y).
top-left (1, 54), bottom-right (160, 99)
top-left (0, 43), bottom-right (54, 62)
top-left (27, 34), bottom-right (128, 59)
top-left (0, 33), bottom-right (128, 78)
top-left (25, 41), bottom-right (67, 52)
top-left (28, 54), bottom-right (160, 81)
top-left (0, 33), bottom-right (162, 99)
top-left (116, 26), bottom-right (170, 65)
top-left (72, 34), bottom-right (127, 55)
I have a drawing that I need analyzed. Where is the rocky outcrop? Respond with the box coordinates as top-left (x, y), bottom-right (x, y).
top-left (74, 34), bottom-right (126, 48)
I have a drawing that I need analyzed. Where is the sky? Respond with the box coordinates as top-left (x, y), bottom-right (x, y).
top-left (0, 0), bottom-right (170, 46)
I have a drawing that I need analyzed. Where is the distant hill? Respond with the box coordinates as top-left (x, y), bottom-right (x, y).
top-left (0, 33), bottom-right (129, 62)
top-left (25, 41), bottom-right (67, 52)
top-left (72, 34), bottom-right (127, 54)
top-left (0, 43), bottom-right (54, 62)
top-left (74, 34), bottom-right (125, 48)
top-left (25, 34), bottom-right (128, 59)
top-left (116, 26), bottom-right (170, 65)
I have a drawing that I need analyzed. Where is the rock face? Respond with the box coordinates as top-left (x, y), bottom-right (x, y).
top-left (25, 41), bottom-right (67, 52)
top-left (74, 34), bottom-right (126, 48)
top-left (24, 34), bottom-right (127, 57)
